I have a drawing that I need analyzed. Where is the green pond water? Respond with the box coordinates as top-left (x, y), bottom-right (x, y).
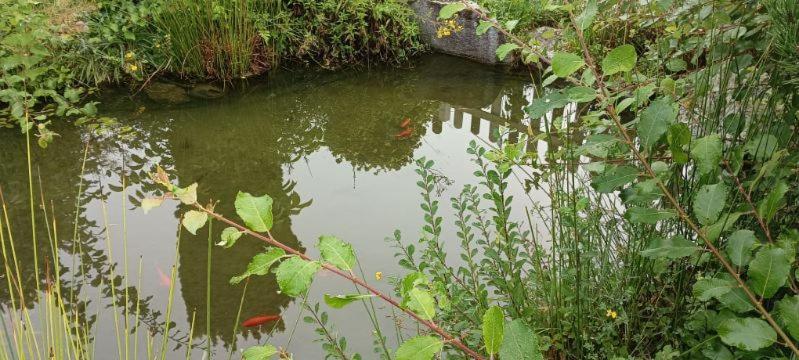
top-left (0, 54), bottom-right (554, 358)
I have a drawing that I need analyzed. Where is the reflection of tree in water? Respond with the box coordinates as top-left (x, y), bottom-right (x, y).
top-left (0, 118), bottom-right (192, 350)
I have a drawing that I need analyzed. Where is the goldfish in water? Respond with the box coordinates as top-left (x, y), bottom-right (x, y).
top-left (395, 127), bottom-right (413, 139)
top-left (242, 315), bottom-right (281, 327)
top-left (156, 266), bottom-right (171, 287)
top-left (400, 118), bottom-right (411, 128)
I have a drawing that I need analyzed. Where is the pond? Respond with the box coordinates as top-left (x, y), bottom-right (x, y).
top-left (0, 54), bottom-right (554, 358)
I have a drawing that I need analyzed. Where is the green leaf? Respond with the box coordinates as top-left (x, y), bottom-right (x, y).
top-left (640, 236), bottom-right (698, 259)
top-left (601, 44), bottom-right (637, 76)
top-left (566, 86), bottom-right (597, 103)
top-left (242, 345), bottom-right (277, 360)
top-left (182, 210), bottom-right (208, 235)
top-left (406, 288), bottom-right (436, 320)
top-left (482, 306), bottom-right (504, 355)
top-left (747, 246), bottom-right (790, 298)
top-left (591, 165), bottom-right (638, 193)
top-left (718, 317), bottom-right (776, 351)
top-left (690, 134), bottom-right (722, 175)
top-left (141, 198), bottom-right (164, 214)
top-left (505, 19), bottom-right (519, 32)
top-left (718, 287), bottom-right (755, 313)
top-left (576, 0), bottom-right (597, 30)
top-left (217, 227), bottom-right (243, 248)
top-left (496, 43), bottom-right (520, 60)
top-left (525, 91), bottom-right (569, 118)
top-left (395, 336), bottom-right (443, 360)
top-left (693, 277), bottom-right (733, 301)
top-left (668, 123), bottom-right (691, 164)
top-left (323, 294), bottom-right (375, 309)
top-left (174, 183), bottom-right (198, 205)
top-left (438, 3), bottom-right (466, 19)
top-left (637, 98), bottom-right (677, 149)
top-left (317, 235), bottom-right (356, 271)
top-left (693, 183), bottom-right (728, 226)
top-left (704, 212), bottom-right (743, 242)
top-left (744, 134), bottom-right (778, 161)
top-left (230, 248), bottom-right (286, 284)
top-left (551, 53), bottom-right (585, 78)
top-left (275, 256), bottom-right (320, 296)
top-left (499, 319), bottom-right (543, 360)
top-left (724, 230), bottom-right (756, 267)
top-left (775, 295), bottom-right (799, 339)
top-left (626, 207), bottom-right (677, 224)
top-left (235, 191), bottom-right (274, 232)
top-left (757, 181), bottom-right (788, 225)
top-left (476, 20), bottom-right (493, 35)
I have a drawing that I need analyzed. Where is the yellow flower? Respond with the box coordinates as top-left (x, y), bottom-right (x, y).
top-left (125, 51), bottom-right (134, 59)
top-left (129, 64), bottom-right (138, 71)
top-left (606, 309), bottom-right (617, 319)
top-left (375, 271), bottom-right (383, 281)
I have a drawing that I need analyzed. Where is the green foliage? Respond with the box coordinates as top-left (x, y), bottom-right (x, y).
top-left (482, 306), bottom-right (504, 355)
top-left (318, 235), bottom-right (356, 272)
top-left (242, 344), bottom-right (278, 359)
top-left (499, 320), bottom-right (542, 360)
top-left (275, 256), bottom-right (320, 296)
top-left (640, 236), bottom-right (698, 259)
top-left (601, 44), bottom-right (636, 76)
top-left (235, 191), bottom-right (274, 232)
top-left (217, 227), bottom-right (243, 248)
top-left (395, 336), bottom-right (443, 360)
top-left (718, 317), bottom-right (777, 351)
top-left (551, 52), bottom-right (585, 77)
top-left (182, 210), bottom-right (208, 235)
top-left (323, 294), bottom-right (374, 309)
top-left (438, 3), bottom-right (466, 20)
top-left (230, 248), bottom-right (286, 284)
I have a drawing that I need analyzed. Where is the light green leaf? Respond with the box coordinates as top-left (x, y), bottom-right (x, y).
top-left (182, 210), bottom-right (208, 235)
top-left (235, 191), bottom-right (274, 232)
top-left (693, 183), bottom-right (728, 226)
top-left (476, 20), bottom-right (493, 35)
top-left (323, 294), bottom-right (375, 309)
top-left (690, 134), bottom-right (722, 175)
top-left (551, 52), bottom-right (585, 78)
top-left (640, 236), bottom-right (698, 259)
top-left (775, 295), bottom-right (799, 339)
top-left (406, 288), bottom-right (436, 320)
top-left (626, 207), bottom-right (677, 224)
top-left (395, 336), bottom-right (443, 360)
top-left (505, 19), bottom-right (519, 32)
top-left (757, 181), bottom-right (788, 225)
top-left (275, 256), bottom-right (320, 296)
top-left (438, 3), bottom-right (466, 19)
top-left (718, 317), bottom-right (776, 351)
top-left (566, 86), bottom-right (597, 103)
top-left (591, 165), bottom-right (638, 193)
top-left (318, 235), bottom-right (356, 271)
top-left (242, 345), bottom-right (277, 360)
top-left (141, 198), bottom-right (164, 214)
top-left (747, 246), bottom-right (790, 298)
top-left (174, 183), bottom-right (198, 205)
top-left (576, 0), bottom-right (597, 30)
top-left (637, 98), bottom-right (677, 149)
top-left (693, 277), bottom-right (733, 301)
top-left (744, 134), bottom-right (779, 161)
top-left (724, 230), bottom-right (756, 267)
top-left (496, 43), bottom-right (520, 60)
top-left (217, 227), bottom-right (243, 248)
top-left (230, 248), bottom-right (286, 284)
top-left (499, 319), bottom-right (543, 360)
top-left (601, 44), bottom-right (637, 76)
top-left (482, 306), bottom-right (504, 355)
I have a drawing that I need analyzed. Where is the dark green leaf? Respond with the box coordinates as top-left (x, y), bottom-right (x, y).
top-left (747, 246), bottom-right (790, 298)
top-left (591, 165), bottom-right (638, 193)
top-left (775, 295), bottom-right (799, 339)
top-left (693, 277), bottom-right (733, 301)
top-left (718, 317), bottom-right (776, 351)
top-left (551, 53), bottom-right (585, 78)
top-left (690, 134), bottom-right (722, 175)
top-left (724, 230), bottom-right (756, 267)
top-left (626, 207), bottom-right (677, 224)
top-left (637, 98), bottom-right (677, 149)
top-left (640, 236), bottom-right (698, 259)
top-left (757, 181), bottom-right (788, 225)
top-left (693, 183), bottom-right (728, 226)
top-left (566, 86), bottom-right (597, 102)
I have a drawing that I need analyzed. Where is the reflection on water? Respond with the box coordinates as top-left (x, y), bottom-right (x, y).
top-left (0, 54), bottom-right (569, 358)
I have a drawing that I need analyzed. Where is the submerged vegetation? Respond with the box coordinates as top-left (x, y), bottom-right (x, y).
top-left (1, 0), bottom-right (799, 359)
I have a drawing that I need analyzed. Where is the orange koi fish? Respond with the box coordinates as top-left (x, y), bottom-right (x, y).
top-left (156, 266), bottom-right (171, 287)
top-left (400, 118), bottom-right (411, 128)
top-left (242, 315), bottom-right (281, 327)
top-left (395, 127), bottom-right (413, 139)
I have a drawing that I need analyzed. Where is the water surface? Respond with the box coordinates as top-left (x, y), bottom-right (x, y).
top-left (0, 54), bottom-right (552, 358)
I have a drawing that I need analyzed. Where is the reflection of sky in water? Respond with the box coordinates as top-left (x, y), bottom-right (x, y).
top-left (0, 54), bottom-right (568, 358)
